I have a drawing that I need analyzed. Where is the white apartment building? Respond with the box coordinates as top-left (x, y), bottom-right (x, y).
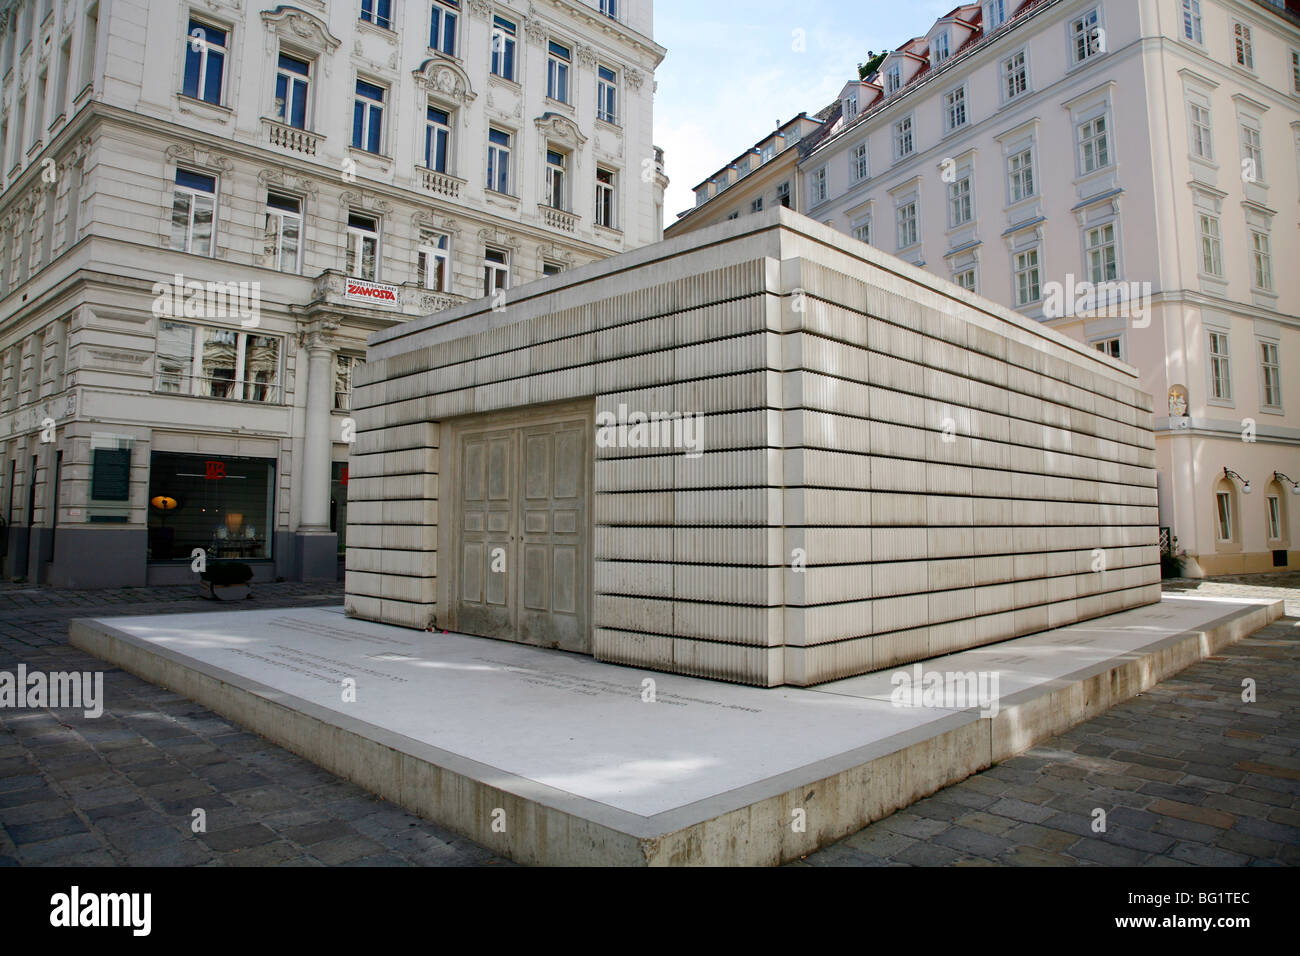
top-left (795, 0), bottom-right (1300, 576)
top-left (0, 0), bottom-right (666, 586)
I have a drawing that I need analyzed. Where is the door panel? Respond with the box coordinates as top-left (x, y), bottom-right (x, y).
top-left (452, 414), bottom-right (589, 653)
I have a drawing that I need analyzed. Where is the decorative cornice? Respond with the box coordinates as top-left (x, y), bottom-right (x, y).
top-left (165, 144), bottom-right (234, 172)
top-left (260, 5), bottom-right (341, 51)
top-left (413, 57), bottom-right (477, 107)
top-left (534, 112), bottom-right (587, 147)
top-left (339, 190), bottom-right (392, 214)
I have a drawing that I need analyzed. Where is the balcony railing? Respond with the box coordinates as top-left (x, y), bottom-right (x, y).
top-left (418, 167), bottom-right (466, 199)
top-left (263, 118), bottom-right (321, 157)
top-left (540, 204), bottom-right (578, 233)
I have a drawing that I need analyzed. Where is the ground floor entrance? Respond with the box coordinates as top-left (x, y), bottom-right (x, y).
top-left (442, 404), bottom-right (592, 654)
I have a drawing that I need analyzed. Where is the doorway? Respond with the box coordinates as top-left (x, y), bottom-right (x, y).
top-left (444, 404), bottom-right (592, 653)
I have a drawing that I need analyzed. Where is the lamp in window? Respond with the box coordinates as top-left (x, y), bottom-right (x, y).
top-left (151, 495), bottom-right (179, 512)
top-left (1223, 468), bottom-right (1252, 495)
top-left (225, 512), bottom-right (244, 536)
top-left (1275, 472), bottom-right (1300, 496)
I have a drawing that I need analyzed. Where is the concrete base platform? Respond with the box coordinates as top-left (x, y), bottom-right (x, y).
top-left (70, 595), bottom-right (1283, 866)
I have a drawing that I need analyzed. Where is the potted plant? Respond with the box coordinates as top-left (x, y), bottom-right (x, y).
top-left (200, 560), bottom-right (254, 601)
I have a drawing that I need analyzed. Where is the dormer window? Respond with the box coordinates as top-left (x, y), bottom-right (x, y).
top-left (760, 143), bottom-right (775, 163)
top-left (985, 0), bottom-right (1006, 30)
top-left (886, 64), bottom-right (901, 94)
top-left (845, 93), bottom-right (858, 119)
top-left (932, 32), bottom-right (950, 65)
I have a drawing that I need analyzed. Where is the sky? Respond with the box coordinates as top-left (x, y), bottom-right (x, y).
top-left (652, 0), bottom-right (956, 219)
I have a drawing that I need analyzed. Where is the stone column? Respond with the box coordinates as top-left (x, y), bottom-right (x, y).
top-left (296, 323), bottom-right (339, 581)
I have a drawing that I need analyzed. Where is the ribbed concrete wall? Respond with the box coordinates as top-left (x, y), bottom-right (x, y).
top-left (345, 209), bottom-right (1160, 686)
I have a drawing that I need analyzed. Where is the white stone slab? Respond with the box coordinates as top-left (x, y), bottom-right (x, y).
top-left (77, 594), bottom-right (1272, 821)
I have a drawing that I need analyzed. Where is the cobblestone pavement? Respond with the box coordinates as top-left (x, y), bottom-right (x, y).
top-left (799, 581), bottom-right (1300, 867)
top-left (1, 579), bottom-right (1296, 866)
top-left (0, 582), bottom-right (510, 866)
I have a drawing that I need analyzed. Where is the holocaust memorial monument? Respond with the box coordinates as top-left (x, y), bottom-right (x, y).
top-left (75, 208), bottom-right (1283, 864)
top-left (344, 207), bottom-right (1163, 686)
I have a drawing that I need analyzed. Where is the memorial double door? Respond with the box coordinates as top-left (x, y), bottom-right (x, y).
top-left (454, 414), bottom-right (589, 653)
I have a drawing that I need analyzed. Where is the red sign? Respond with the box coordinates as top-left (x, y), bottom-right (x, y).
top-left (344, 278), bottom-right (400, 307)
top-left (205, 461), bottom-right (227, 480)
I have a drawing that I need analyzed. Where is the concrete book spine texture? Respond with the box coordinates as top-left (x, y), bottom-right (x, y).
top-left (343, 212), bottom-right (1161, 687)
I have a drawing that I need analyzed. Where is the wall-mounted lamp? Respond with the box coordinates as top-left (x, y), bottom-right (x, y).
top-left (1224, 468), bottom-right (1252, 495)
top-left (1275, 472), bottom-right (1300, 496)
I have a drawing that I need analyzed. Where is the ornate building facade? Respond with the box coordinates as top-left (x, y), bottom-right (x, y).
top-left (0, 0), bottom-right (666, 585)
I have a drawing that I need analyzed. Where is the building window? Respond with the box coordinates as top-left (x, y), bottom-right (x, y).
top-left (949, 175), bottom-right (973, 226)
top-left (1266, 494), bottom-right (1283, 540)
top-left (600, 0), bottom-right (618, 19)
top-left (1208, 330), bottom-right (1232, 401)
top-left (170, 169), bottom-right (217, 256)
top-left (416, 230), bottom-right (450, 291)
top-left (1189, 102), bottom-right (1213, 160)
top-left (543, 261), bottom-right (564, 277)
top-left (147, 452), bottom-right (275, 563)
top-left (182, 19), bottom-right (227, 105)
top-left (596, 167), bottom-right (616, 228)
top-left (483, 248), bottom-right (509, 297)
top-left (760, 144), bottom-right (775, 164)
top-left (776, 182), bottom-right (791, 208)
top-left (811, 166), bottom-right (828, 204)
top-left (1234, 23), bottom-right (1253, 70)
top-left (425, 105), bottom-right (451, 172)
top-left (955, 267), bottom-right (976, 291)
top-left (335, 354), bottom-right (365, 411)
top-left (886, 64), bottom-right (901, 95)
top-left (896, 201), bottom-right (918, 249)
top-left (274, 53), bottom-right (310, 129)
top-left (1182, 0), bottom-right (1203, 43)
top-left (430, 0), bottom-right (458, 56)
top-left (1260, 341), bottom-right (1282, 408)
top-left (985, 0), bottom-right (1006, 30)
top-left (264, 193), bottom-right (301, 274)
top-left (487, 127), bottom-right (511, 193)
top-left (1070, 9), bottom-right (1103, 64)
top-left (850, 142), bottom-right (869, 182)
top-left (597, 65), bottom-right (618, 123)
top-left (1215, 490), bottom-right (1234, 541)
top-left (944, 86), bottom-right (967, 131)
top-left (1003, 50), bottom-right (1028, 100)
top-left (1199, 214), bottom-right (1223, 276)
top-left (1251, 231), bottom-right (1273, 291)
top-left (1094, 336), bottom-right (1122, 360)
top-left (932, 32), bottom-right (950, 65)
top-left (737, 157), bottom-right (752, 178)
top-left (1008, 148), bottom-right (1035, 203)
top-left (1240, 124), bottom-right (1264, 182)
top-left (853, 219), bottom-right (871, 244)
top-left (1085, 223), bottom-right (1118, 282)
top-left (360, 0), bottom-right (393, 30)
top-left (547, 41), bottom-right (571, 103)
top-left (352, 79), bottom-right (385, 154)
top-left (545, 149), bottom-right (567, 209)
top-left (893, 115), bottom-right (913, 160)
top-left (1078, 115), bottom-right (1110, 173)
top-left (346, 213), bottom-right (379, 280)
top-left (844, 94), bottom-right (858, 120)
top-left (695, 188), bottom-right (708, 207)
top-left (491, 17), bottom-right (517, 81)
top-left (751, 197), bottom-right (764, 214)
top-left (155, 323), bottom-right (282, 404)
top-left (1292, 50), bottom-right (1300, 95)
top-left (1014, 247), bottom-right (1041, 305)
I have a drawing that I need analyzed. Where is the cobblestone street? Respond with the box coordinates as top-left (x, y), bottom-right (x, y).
top-left (0, 578), bottom-right (1296, 866)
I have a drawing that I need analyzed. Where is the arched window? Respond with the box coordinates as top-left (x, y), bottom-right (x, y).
top-left (1264, 480), bottom-right (1289, 548)
top-left (1213, 477), bottom-right (1238, 547)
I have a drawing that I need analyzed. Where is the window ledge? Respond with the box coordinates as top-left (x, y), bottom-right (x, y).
top-left (176, 94), bottom-right (233, 121)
